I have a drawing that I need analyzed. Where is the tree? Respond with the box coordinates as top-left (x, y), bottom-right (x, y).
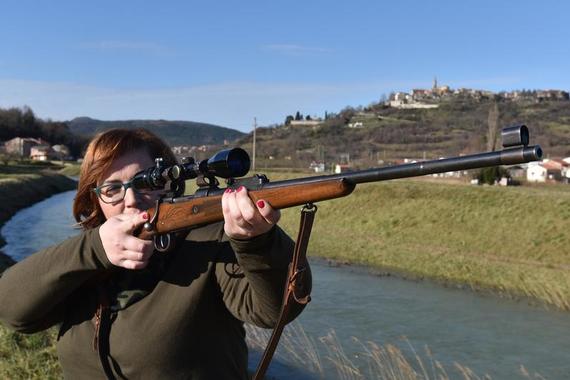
top-left (284, 115), bottom-right (294, 126)
top-left (487, 102), bottom-right (499, 151)
top-left (475, 166), bottom-right (509, 185)
top-left (294, 111), bottom-right (302, 121)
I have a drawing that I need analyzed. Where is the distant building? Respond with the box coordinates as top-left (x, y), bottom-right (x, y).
top-left (289, 120), bottom-right (321, 127)
top-left (30, 145), bottom-right (56, 161)
top-left (309, 161), bottom-right (325, 173)
top-left (52, 144), bottom-right (71, 160)
top-left (527, 163), bottom-right (547, 182)
top-left (562, 166), bottom-right (570, 184)
top-left (4, 137), bottom-right (46, 157)
top-left (334, 164), bottom-right (351, 174)
top-left (387, 80), bottom-right (568, 108)
top-left (527, 159), bottom-right (568, 182)
top-left (536, 90), bottom-right (570, 101)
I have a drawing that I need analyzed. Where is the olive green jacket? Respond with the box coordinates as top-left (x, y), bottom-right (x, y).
top-left (0, 223), bottom-right (310, 379)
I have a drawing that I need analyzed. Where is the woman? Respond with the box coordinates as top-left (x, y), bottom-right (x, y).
top-left (0, 129), bottom-right (310, 379)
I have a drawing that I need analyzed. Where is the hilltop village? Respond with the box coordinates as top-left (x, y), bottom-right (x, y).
top-left (387, 78), bottom-right (569, 109)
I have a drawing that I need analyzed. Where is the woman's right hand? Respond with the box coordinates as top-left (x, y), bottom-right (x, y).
top-left (99, 211), bottom-right (154, 270)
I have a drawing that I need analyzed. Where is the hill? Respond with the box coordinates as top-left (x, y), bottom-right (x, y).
top-left (236, 98), bottom-right (570, 169)
top-left (67, 117), bottom-right (245, 146)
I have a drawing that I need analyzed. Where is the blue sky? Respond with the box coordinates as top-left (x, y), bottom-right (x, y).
top-left (1, 0), bottom-right (569, 132)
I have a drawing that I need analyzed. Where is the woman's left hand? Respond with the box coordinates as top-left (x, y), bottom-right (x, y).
top-left (222, 186), bottom-right (280, 240)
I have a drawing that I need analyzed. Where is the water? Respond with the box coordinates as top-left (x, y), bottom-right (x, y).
top-left (2, 191), bottom-right (570, 379)
top-left (2, 191), bottom-right (78, 261)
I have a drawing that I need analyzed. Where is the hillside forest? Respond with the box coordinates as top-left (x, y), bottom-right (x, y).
top-left (239, 98), bottom-right (570, 169)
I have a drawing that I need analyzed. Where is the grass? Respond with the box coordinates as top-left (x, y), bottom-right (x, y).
top-left (246, 322), bottom-right (545, 379)
top-left (262, 171), bottom-right (570, 310)
top-left (0, 327), bottom-right (61, 379)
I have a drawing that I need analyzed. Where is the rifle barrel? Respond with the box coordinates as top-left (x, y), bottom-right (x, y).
top-left (260, 145), bottom-right (542, 189)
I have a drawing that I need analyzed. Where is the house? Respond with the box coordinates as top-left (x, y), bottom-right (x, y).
top-left (527, 159), bottom-right (568, 182)
top-left (543, 159), bottom-right (568, 182)
top-left (30, 145), bottom-right (57, 161)
top-left (562, 167), bottom-right (570, 184)
top-left (560, 157), bottom-right (570, 183)
top-left (4, 137), bottom-right (46, 157)
top-left (52, 144), bottom-right (71, 160)
top-left (527, 162), bottom-right (547, 182)
top-left (309, 161), bottom-right (325, 173)
top-left (536, 90), bottom-right (570, 101)
top-left (334, 164), bottom-right (351, 174)
top-left (289, 120), bottom-right (321, 127)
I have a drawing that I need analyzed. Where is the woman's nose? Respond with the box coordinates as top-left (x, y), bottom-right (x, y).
top-left (123, 188), bottom-right (139, 207)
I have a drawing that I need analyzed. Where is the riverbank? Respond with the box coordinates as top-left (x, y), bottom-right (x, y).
top-left (0, 171), bottom-right (77, 270)
top-left (0, 167), bottom-right (75, 378)
top-left (266, 171), bottom-right (570, 311)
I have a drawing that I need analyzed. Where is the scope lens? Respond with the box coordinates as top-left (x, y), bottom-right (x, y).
top-left (206, 148), bottom-right (251, 178)
top-left (227, 149), bottom-right (250, 177)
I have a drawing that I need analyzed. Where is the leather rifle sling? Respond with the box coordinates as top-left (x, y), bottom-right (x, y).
top-left (253, 203), bottom-right (316, 380)
top-left (94, 284), bottom-right (117, 380)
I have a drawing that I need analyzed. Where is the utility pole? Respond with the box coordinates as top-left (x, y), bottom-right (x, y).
top-left (252, 117), bottom-right (257, 171)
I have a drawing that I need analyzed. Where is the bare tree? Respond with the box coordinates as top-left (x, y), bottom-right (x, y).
top-left (487, 102), bottom-right (499, 151)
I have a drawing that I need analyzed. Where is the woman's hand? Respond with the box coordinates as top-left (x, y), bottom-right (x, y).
top-left (222, 186), bottom-right (280, 240)
top-left (99, 211), bottom-right (154, 270)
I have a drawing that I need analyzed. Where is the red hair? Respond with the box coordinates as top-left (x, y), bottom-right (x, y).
top-left (73, 129), bottom-right (177, 229)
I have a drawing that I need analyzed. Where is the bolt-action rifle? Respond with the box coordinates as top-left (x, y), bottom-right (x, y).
top-left (131, 125), bottom-right (542, 379)
top-left (133, 125), bottom-right (541, 247)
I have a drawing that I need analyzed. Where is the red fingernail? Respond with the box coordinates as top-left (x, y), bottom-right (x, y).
top-left (257, 200), bottom-right (265, 208)
top-left (142, 212), bottom-right (149, 220)
top-left (225, 188), bottom-right (232, 194)
top-left (237, 186), bottom-right (245, 192)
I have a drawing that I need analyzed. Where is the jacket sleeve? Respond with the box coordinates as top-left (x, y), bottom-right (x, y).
top-left (0, 227), bottom-right (113, 333)
top-left (215, 225), bottom-right (312, 329)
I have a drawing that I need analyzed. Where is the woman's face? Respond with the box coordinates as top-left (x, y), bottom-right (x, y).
top-left (97, 149), bottom-right (159, 220)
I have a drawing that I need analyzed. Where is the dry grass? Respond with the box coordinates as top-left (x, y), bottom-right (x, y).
top-left (0, 326), bottom-right (61, 379)
top-left (246, 322), bottom-right (546, 380)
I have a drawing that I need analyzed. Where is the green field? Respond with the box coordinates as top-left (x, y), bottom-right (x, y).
top-left (264, 172), bottom-right (570, 311)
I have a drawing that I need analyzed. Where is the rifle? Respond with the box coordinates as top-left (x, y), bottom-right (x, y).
top-left (134, 125), bottom-right (541, 244)
top-left (132, 125), bottom-right (542, 379)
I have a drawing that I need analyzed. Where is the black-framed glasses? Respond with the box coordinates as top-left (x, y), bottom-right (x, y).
top-left (93, 179), bottom-right (157, 204)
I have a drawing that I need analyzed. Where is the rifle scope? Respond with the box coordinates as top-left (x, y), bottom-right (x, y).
top-left (131, 148), bottom-right (250, 191)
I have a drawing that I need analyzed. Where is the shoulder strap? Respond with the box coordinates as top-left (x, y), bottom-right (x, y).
top-left (94, 284), bottom-right (117, 380)
top-left (253, 203), bottom-right (316, 380)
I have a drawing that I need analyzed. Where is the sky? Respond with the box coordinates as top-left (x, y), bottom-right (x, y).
top-left (1, 0), bottom-right (569, 132)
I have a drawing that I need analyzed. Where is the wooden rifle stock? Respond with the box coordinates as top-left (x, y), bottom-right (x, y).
top-left (137, 142), bottom-right (542, 240)
top-left (137, 179), bottom-right (354, 240)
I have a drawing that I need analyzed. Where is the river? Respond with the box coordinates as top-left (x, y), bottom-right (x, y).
top-left (2, 191), bottom-right (570, 379)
